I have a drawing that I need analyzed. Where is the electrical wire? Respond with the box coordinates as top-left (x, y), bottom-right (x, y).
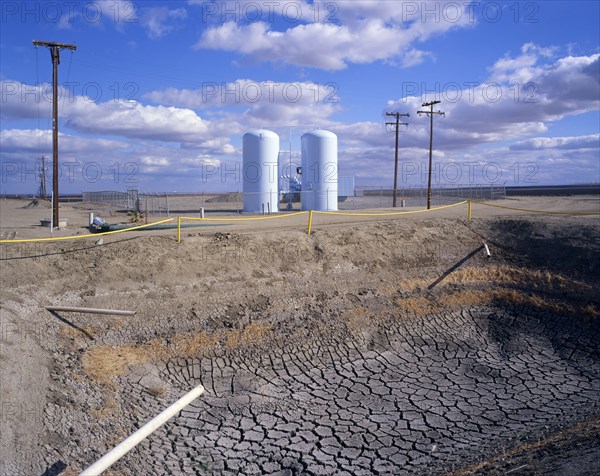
top-left (60, 49), bottom-right (74, 118)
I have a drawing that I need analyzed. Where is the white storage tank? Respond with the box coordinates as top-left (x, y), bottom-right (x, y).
top-left (243, 130), bottom-right (279, 213)
top-left (301, 130), bottom-right (338, 211)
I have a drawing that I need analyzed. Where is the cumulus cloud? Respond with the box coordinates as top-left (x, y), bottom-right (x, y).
top-left (385, 47), bottom-right (600, 149)
top-left (0, 129), bottom-right (125, 156)
top-left (1, 80), bottom-right (52, 119)
top-left (141, 6), bottom-right (187, 38)
top-left (0, 79), bottom-right (235, 150)
top-left (328, 46), bottom-right (599, 184)
top-left (2, 43), bottom-right (598, 190)
top-left (510, 134), bottom-right (600, 151)
top-left (57, 0), bottom-right (138, 31)
top-left (144, 80), bottom-right (341, 125)
top-left (65, 100), bottom-right (210, 142)
top-left (193, 1), bottom-right (474, 70)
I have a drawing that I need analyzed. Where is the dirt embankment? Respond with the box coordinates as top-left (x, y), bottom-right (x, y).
top-left (1, 213), bottom-right (599, 475)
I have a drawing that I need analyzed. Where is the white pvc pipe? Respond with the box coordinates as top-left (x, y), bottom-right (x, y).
top-left (483, 243), bottom-right (491, 257)
top-left (80, 384), bottom-right (205, 476)
top-left (45, 306), bottom-right (135, 316)
top-left (50, 192), bottom-right (54, 234)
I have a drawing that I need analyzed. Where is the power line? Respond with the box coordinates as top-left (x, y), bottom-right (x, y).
top-left (60, 49), bottom-right (75, 117)
top-left (385, 112), bottom-right (410, 207)
top-left (417, 100), bottom-right (445, 210)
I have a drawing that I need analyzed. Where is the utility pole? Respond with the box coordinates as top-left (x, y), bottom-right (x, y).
top-left (38, 156), bottom-right (48, 199)
top-left (33, 40), bottom-right (77, 227)
top-left (385, 112), bottom-right (410, 207)
top-left (417, 100), bottom-right (445, 209)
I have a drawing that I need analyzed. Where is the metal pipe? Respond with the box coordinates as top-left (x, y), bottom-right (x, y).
top-left (50, 192), bottom-right (54, 234)
top-left (45, 306), bottom-right (135, 316)
top-left (80, 385), bottom-right (205, 475)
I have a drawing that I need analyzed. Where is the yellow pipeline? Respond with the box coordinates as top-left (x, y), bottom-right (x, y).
top-left (473, 201), bottom-right (600, 216)
top-left (312, 201), bottom-right (468, 217)
top-left (307, 211), bottom-right (314, 236)
top-left (0, 218), bottom-right (175, 244)
top-left (180, 211), bottom-right (308, 222)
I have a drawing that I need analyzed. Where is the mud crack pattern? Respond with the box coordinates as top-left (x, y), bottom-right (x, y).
top-left (119, 306), bottom-right (600, 475)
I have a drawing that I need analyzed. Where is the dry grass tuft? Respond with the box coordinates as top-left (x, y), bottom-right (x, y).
top-left (394, 277), bottom-right (432, 292)
top-left (446, 418), bottom-right (600, 476)
top-left (392, 287), bottom-right (599, 320)
top-left (343, 306), bottom-right (371, 330)
top-left (83, 324), bottom-right (274, 384)
top-left (172, 331), bottom-right (219, 357)
top-left (240, 322), bottom-right (272, 345)
top-left (83, 345), bottom-right (149, 385)
top-left (448, 265), bottom-right (596, 298)
top-left (397, 296), bottom-right (441, 316)
top-left (224, 322), bottom-right (272, 349)
top-left (390, 264), bottom-right (597, 300)
top-left (83, 333), bottom-right (216, 384)
top-left (439, 290), bottom-right (490, 309)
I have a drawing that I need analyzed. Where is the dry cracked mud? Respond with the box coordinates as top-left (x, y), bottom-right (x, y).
top-left (1, 213), bottom-right (599, 475)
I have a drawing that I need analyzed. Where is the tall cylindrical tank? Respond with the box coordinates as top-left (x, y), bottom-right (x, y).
top-left (243, 130), bottom-right (279, 213)
top-left (301, 130), bottom-right (338, 211)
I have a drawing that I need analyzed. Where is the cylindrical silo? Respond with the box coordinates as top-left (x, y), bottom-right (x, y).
top-left (243, 130), bottom-right (279, 213)
top-left (301, 130), bottom-right (338, 211)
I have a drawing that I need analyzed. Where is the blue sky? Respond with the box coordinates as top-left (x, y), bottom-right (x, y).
top-left (1, 0), bottom-right (599, 193)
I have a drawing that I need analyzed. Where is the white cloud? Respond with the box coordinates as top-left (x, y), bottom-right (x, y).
top-left (144, 80), bottom-right (341, 125)
top-left (141, 6), bottom-right (187, 39)
top-left (1, 80), bottom-right (52, 119)
top-left (56, 0), bottom-right (138, 31)
top-left (2, 44), bottom-right (599, 190)
top-left (400, 48), bottom-right (435, 68)
top-left (327, 46), bottom-right (599, 185)
top-left (0, 80), bottom-right (235, 150)
top-left (194, 1), bottom-right (475, 70)
top-left (384, 47), bottom-right (600, 149)
top-left (510, 134), bottom-right (600, 151)
top-left (65, 99), bottom-right (210, 142)
top-left (0, 129), bottom-right (125, 156)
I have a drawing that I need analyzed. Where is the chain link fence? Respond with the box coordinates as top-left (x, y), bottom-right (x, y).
top-left (82, 185), bottom-right (505, 216)
top-left (342, 184), bottom-right (506, 210)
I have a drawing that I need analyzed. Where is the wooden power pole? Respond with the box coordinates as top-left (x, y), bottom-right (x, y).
top-left (417, 101), bottom-right (445, 209)
top-left (33, 40), bottom-right (77, 226)
top-left (385, 112), bottom-right (410, 207)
